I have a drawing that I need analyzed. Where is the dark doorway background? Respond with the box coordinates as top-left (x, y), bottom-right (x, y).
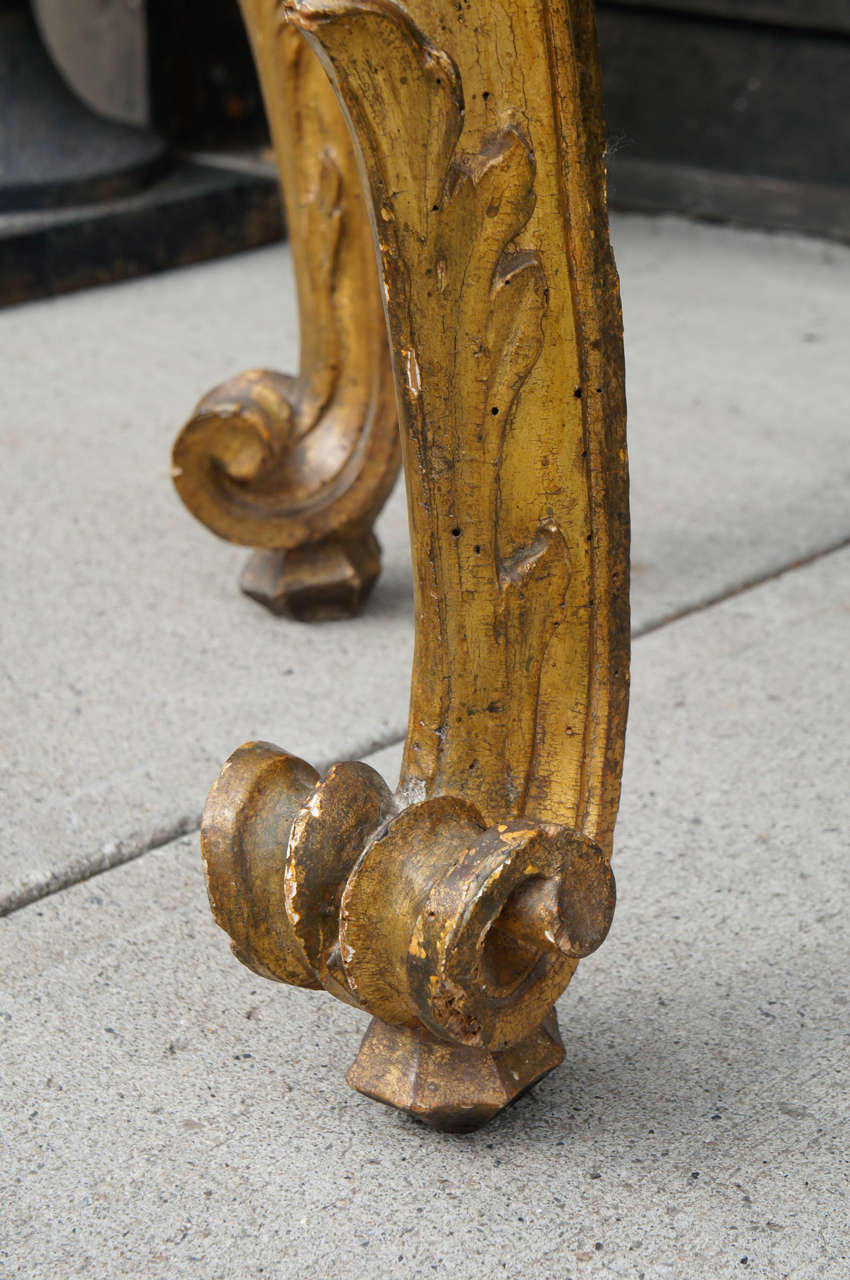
top-left (145, 0), bottom-right (850, 242)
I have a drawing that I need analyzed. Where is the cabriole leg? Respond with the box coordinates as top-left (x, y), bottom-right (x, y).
top-left (197, 0), bottom-right (629, 1131)
top-left (171, 3), bottom-right (399, 621)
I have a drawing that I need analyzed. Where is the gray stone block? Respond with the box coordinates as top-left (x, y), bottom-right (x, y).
top-left (34, 0), bottom-right (149, 126)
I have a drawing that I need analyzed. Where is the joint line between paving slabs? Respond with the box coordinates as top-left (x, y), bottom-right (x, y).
top-left (4, 532), bottom-right (848, 919)
top-left (634, 533), bottom-right (850, 640)
top-left (0, 727), bottom-right (409, 919)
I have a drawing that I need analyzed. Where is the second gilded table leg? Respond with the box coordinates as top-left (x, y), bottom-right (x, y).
top-left (171, 5), bottom-right (399, 621)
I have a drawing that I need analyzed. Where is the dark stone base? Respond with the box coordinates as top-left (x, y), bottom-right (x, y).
top-left (0, 161), bottom-right (283, 307)
top-left (0, 0), bottom-right (168, 213)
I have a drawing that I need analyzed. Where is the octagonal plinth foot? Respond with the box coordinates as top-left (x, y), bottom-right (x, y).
top-left (240, 531), bottom-right (381, 621)
top-left (346, 1011), bottom-right (565, 1133)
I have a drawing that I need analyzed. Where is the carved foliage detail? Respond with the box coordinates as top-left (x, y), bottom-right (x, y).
top-left (288, 0), bottom-right (571, 814)
top-left (172, 11), bottom-right (399, 553)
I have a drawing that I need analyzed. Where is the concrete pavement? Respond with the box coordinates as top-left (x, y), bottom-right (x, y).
top-left (1, 213), bottom-right (848, 1278)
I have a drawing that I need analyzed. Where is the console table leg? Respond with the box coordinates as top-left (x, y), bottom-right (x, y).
top-left (196, 0), bottom-right (630, 1130)
top-left (171, 6), bottom-right (399, 621)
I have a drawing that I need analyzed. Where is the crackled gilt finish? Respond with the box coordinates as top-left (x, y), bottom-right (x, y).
top-left (290, 0), bottom-right (629, 844)
top-left (199, 0), bottom-right (629, 1130)
top-left (171, 3), bottom-right (399, 619)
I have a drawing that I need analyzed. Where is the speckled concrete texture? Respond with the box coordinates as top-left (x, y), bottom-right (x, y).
top-left (2, 215), bottom-right (849, 912)
top-left (620, 217), bottom-right (850, 624)
top-left (0, 247), bottom-right (413, 914)
top-left (2, 549), bottom-right (847, 1280)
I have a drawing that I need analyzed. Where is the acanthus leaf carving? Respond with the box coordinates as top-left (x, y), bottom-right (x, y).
top-left (171, 8), bottom-right (400, 618)
top-left (288, 0), bottom-right (571, 814)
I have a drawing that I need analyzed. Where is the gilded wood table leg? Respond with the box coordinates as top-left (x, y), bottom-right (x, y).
top-left (198, 0), bottom-right (629, 1131)
top-left (171, 4), bottom-right (400, 621)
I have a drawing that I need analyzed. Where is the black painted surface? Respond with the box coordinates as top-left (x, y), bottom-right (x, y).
top-left (599, 8), bottom-right (850, 187)
top-left (147, 0), bottom-right (268, 150)
top-left (597, 2), bottom-right (850, 238)
top-left (602, 1), bottom-right (850, 36)
top-left (0, 162), bottom-right (283, 307)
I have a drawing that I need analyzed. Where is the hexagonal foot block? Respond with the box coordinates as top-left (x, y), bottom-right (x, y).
top-left (346, 1011), bottom-right (565, 1133)
top-left (239, 531), bottom-right (381, 621)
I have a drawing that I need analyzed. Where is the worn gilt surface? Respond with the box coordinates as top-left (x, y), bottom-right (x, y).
top-left (200, 0), bottom-right (629, 1130)
top-left (171, 3), bottom-right (400, 619)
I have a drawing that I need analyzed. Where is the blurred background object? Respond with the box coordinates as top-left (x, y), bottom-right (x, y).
top-left (146, 0), bottom-right (268, 150)
top-left (0, 0), bottom-right (280, 306)
top-left (2, 0), bottom-right (849, 308)
top-left (1, 0), bottom-right (166, 212)
top-left (33, 0), bottom-right (149, 126)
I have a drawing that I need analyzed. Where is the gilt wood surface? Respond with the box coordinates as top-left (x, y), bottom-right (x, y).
top-left (200, 0), bottom-right (630, 1129)
top-left (292, 0), bottom-right (629, 849)
top-left (171, 3), bottom-right (400, 619)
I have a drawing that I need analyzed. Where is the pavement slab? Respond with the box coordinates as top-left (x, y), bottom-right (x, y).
top-left (620, 217), bottom-right (850, 625)
top-left (2, 214), bottom-right (849, 912)
top-left (0, 247), bottom-right (413, 915)
top-left (2, 547), bottom-right (847, 1279)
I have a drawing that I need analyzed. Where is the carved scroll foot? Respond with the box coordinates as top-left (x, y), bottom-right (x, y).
top-left (172, 8), bottom-right (399, 619)
top-left (201, 742), bottom-right (615, 1127)
top-left (240, 531), bottom-right (381, 621)
top-left (348, 1012), bottom-right (564, 1133)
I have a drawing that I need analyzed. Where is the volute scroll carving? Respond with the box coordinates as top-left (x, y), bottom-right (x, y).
top-left (171, 7), bottom-right (400, 621)
top-left (198, 0), bottom-right (629, 1130)
top-left (203, 741), bottom-right (615, 1112)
